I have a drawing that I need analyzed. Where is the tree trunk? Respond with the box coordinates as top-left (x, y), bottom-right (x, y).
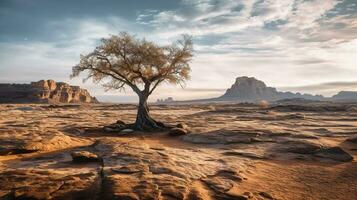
top-left (134, 94), bottom-right (162, 131)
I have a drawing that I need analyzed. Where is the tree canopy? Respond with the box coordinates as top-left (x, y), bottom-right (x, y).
top-left (72, 32), bottom-right (193, 95)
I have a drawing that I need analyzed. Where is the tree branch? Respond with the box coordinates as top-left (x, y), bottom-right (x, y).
top-left (149, 79), bottom-right (164, 95)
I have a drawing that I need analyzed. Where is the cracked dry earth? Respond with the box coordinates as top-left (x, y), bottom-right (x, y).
top-left (0, 103), bottom-right (357, 200)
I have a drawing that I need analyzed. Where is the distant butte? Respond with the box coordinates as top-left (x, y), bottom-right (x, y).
top-left (217, 76), bottom-right (324, 102)
top-left (0, 80), bottom-right (98, 103)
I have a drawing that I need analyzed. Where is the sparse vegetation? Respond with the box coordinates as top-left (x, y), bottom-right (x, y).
top-left (259, 100), bottom-right (269, 109)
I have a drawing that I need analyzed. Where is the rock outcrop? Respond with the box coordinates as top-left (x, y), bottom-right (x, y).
top-left (217, 76), bottom-right (324, 102)
top-left (219, 76), bottom-right (278, 101)
top-left (156, 97), bottom-right (174, 103)
top-left (0, 80), bottom-right (98, 103)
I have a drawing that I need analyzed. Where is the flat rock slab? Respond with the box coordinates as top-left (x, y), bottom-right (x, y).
top-left (274, 139), bottom-right (353, 162)
top-left (0, 168), bottom-right (101, 200)
top-left (93, 138), bottom-right (249, 200)
top-left (182, 130), bottom-right (259, 144)
top-left (278, 139), bottom-right (323, 154)
top-left (0, 131), bottom-right (92, 156)
top-left (315, 147), bottom-right (353, 162)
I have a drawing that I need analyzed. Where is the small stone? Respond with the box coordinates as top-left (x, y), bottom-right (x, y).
top-left (169, 128), bottom-right (188, 136)
top-left (259, 191), bottom-right (274, 199)
top-left (116, 120), bottom-right (126, 125)
top-left (71, 151), bottom-right (101, 163)
top-left (16, 107), bottom-right (34, 111)
top-left (103, 127), bottom-right (117, 132)
top-left (223, 150), bottom-right (265, 159)
top-left (112, 165), bottom-right (144, 174)
top-left (104, 121), bottom-right (127, 132)
top-left (176, 123), bottom-right (188, 130)
top-left (120, 129), bottom-right (135, 134)
top-left (243, 191), bottom-right (254, 198)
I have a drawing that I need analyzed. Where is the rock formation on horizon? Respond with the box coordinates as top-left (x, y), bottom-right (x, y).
top-left (332, 91), bottom-right (357, 101)
top-left (217, 76), bottom-right (324, 102)
top-left (156, 97), bottom-right (174, 104)
top-left (0, 80), bottom-right (98, 103)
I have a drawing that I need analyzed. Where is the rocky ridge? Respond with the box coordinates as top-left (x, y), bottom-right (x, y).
top-left (332, 91), bottom-right (357, 101)
top-left (0, 80), bottom-right (98, 103)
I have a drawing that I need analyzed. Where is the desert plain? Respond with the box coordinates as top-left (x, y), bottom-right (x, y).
top-left (0, 102), bottom-right (356, 200)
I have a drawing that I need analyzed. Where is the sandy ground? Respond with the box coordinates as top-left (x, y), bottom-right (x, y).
top-left (0, 102), bottom-right (356, 200)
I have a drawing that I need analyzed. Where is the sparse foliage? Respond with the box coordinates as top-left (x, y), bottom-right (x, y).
top-left (71, 32), bottom-right (193, 131)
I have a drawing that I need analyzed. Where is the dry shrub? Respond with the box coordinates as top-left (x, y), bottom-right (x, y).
top-left (259, 100), bottom-right (269, 108)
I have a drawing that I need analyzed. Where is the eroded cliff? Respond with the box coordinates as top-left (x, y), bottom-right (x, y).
top-left (0, 80), bottom-right (98, 103)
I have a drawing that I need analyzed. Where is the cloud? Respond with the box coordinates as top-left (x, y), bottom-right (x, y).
top-left (136, 0), bottom-right (345, 40)
top-left (284, 0), bottom-right (340, 29)
top-left (292, 58), bottom-right (328, 65)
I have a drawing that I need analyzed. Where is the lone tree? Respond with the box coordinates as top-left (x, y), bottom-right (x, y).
top-left (71, 32), bottom-right (193, 131)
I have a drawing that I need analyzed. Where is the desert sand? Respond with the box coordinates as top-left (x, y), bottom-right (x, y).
top-left (0, 102), bottom-right (356, 200)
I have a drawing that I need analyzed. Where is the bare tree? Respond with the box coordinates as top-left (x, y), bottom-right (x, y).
top-left (71, 32), bottom-right (193, 131)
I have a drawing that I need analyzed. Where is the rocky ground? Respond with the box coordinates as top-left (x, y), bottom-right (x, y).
top-left (0, 102), bottom-right (356, 200)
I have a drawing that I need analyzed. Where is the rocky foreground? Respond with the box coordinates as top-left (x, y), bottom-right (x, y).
top-left (0, 102), bottom-right (356, 200)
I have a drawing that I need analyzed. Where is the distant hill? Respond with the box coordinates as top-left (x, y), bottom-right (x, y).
top-left (331, 91), bottom-right (357, 101)
top-left (0, 80), bottom-right (98, 103)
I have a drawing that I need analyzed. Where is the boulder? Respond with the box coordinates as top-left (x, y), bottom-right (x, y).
top-left (169, 128), bottom-right (188, 136)
top-left (103, 121), bottom-right (128, 133)
top-left (103, 127), bottom-right (119, 133)
top-left (71, 151), bottom-right (102, 163)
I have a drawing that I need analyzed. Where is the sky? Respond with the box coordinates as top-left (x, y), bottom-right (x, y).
top-left (0, 0), bottom-right (357, 102)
